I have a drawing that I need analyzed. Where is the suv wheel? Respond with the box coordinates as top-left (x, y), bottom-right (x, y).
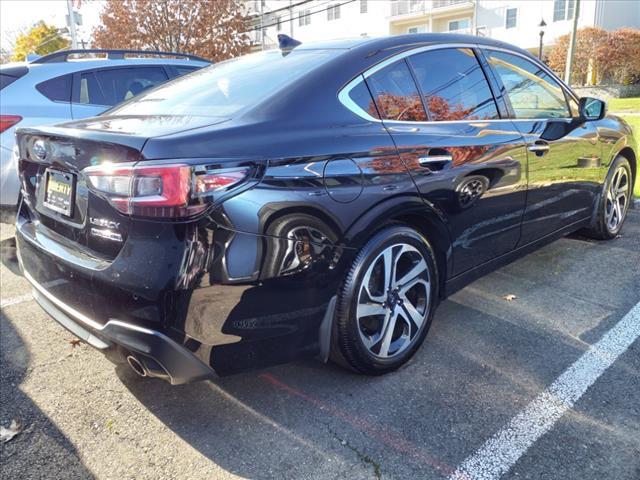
top-left (334, 226), bottom-right (438, 374)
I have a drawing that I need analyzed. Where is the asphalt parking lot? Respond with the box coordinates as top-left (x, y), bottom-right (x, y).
top-left (1, 210), bottom-right (639, 480)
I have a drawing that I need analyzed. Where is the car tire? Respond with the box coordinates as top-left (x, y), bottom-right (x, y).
top-left (582, 155), bottom-right (633, 240)
top-left (333, 226), bottom-right (438, 375)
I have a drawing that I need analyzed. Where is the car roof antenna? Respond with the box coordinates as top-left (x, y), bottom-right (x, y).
top-left (277, 34), bottom-right (301, 56)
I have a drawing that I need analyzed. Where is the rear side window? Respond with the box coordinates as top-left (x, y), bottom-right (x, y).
top-left (347, 80), bottom-right (380, 119)
top-left (0, 66), bottom-right (28, 90)
top-left (485, 50), bottom-right (570, 119)
top-left (78, 67), bottom-right (168, 106)
top-left (366, 61), bottom-right (427, 122)
top-left (36, 74), bottom-right (72, 102)
top-left (408, 48), bottom-right (499, 121)
top-left (173, 65), bottom-right (200, 77)
top-left (1, 74), bottom-right (19, 90)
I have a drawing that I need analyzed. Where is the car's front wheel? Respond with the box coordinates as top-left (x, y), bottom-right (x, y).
top-left (333, 226), bottom-right (438, 374)
top-left (583, 155), bottom-right (633, 239)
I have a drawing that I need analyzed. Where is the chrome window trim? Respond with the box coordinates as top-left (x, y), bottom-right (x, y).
top-left (338, 41), bottom-right (580, 124)
top-left (337, 74), bottom-right (379, 122)
top-left (362, 42), bottom-right (476, 79)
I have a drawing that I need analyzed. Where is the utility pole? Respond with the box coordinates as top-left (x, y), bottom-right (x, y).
top-left (66, 0), bottom-right (78, 49)
top-left (289, 0), bottom-right (294, 37)
top-left (564, 0), bottom-right (581, 85)
top-left (259, 0), bottom-right (264, 51)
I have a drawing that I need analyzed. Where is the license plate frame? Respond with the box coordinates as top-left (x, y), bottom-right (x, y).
top-left (43, 169), bottom-right (75, 217)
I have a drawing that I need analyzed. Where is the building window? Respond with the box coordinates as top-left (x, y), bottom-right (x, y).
top-left (567, 0), bottom-right (575, 19)
top-left (360, 0), bottom-right (367, 14)
top-left (328, 4), bottom-right (340, 21)
top-left (553, 0), bottom-right (575, 22)
top-left (448, 18), bottom-right (470, 32)
top-left (408, 26), bottom-right (426, 34)
top-left (505, 8), bottom-right (517, 29)
top-left (298, 10), bottom-right (311, 26)
top-left (276, 16), bottom-right (282, 31)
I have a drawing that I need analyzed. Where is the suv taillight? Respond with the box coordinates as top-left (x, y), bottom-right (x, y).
top-left (84, 162), bottom-right (250, 218)
top-left (0, 115), bottom-right (22, 133)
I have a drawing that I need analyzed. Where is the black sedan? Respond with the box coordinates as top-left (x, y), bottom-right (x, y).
top-left (15, 34), bottom-right (637, 384)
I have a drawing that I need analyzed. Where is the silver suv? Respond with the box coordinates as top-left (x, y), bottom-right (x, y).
top-left (0, 49), bottom-right (209, 210)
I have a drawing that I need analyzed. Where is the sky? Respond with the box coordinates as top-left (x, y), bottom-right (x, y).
top-left (1, 0), bottom-right (106, 51)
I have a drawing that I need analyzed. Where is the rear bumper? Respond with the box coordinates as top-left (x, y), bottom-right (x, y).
top-left (24, 268), bottom-right (216, 384)
top-left (15, 195), bottom-right (346, 379)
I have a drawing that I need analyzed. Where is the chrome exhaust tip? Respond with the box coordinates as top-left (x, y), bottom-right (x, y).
top-left (126, 355), bottom-right (147, 377)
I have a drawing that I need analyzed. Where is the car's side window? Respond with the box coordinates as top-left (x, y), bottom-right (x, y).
top-left (173, 65), bottom-right (200, 77)
top-left (346, 80), bottom-right (380, 119)
top-left (567, 94), bottom-right (580, 117)
top-left (485, 50), bottom-right (571, 119)
top-left (78, 67), bottom-right (168, 107)
top-left (36, 74), bottom-right (72, 102)
top-left (366, 60), bottom-right (427, 122)
top-left (408, 48), bottom-right (500, 121)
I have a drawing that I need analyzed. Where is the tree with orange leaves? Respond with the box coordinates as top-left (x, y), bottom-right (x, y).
top-left (92, 0), bottom-right (249, 62)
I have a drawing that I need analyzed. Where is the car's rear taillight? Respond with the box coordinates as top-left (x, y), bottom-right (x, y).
top-left (84, 162), bottom-right (250, 218)
top-left (0, 115), bottom-right (22, 133)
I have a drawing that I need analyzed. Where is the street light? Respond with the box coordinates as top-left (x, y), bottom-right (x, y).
top-left (538, 19), bottom-right (547, 60)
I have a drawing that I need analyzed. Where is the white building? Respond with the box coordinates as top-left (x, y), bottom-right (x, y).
top-left (245, 0), bottom-right (640, 52)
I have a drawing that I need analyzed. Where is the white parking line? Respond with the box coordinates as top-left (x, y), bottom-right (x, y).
top-left (450, 301), bottom-right (640, 480)
top-left (0, 279), bottom-right (67, 309)
top-left (0, 292), bottom-right (33, 308)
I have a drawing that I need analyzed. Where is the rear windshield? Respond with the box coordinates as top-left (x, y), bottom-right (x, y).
top-left (108, 49), bottom-right (335, 117)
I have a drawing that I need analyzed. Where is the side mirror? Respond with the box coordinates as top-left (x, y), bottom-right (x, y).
top-left (579, 97), bottom-right (606, 121)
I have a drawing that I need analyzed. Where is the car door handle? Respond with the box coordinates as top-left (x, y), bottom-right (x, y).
top-left (527, 142), bottom-right (550, 155)
top-left (418, 154), bottom-right (453, 165)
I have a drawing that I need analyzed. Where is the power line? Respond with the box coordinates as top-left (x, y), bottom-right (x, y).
top-left (246, 0), bottom-right (333, 33)
top-left (243, 0), bottom-right (357, 34)
top-left (250, 0), bottom-right (316, 16)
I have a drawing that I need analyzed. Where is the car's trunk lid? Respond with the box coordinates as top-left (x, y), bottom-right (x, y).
top-left (16, 115), bottom-right (230, 259)
top-left (17, 127), bottom-right (143, 259)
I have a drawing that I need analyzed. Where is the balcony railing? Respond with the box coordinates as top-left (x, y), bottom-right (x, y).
top-left (391, 1), bottom-right (424, 17)
top-left (433, 0), bottom-right (470, 8)
top-left (390, 0), bottom-right (472, 17)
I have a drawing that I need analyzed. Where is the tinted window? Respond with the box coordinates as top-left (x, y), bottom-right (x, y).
top-left (1, 66), bottom-right (28, 90)
top-left (486, 50), bottom-right (570, 119)
top-left (36, 74), bottom-right (72, 102)
top-left (348, 81), bottom-right (379, 119)
top-left (79, 67), bottom-right (168, 106)
top-left (174, 65), bottom-right (200, 76)
top-left (366, 61), bottom-right (427, 122)
top-left (408, 48), bottom-right (499, 121)
top-left (568, 94), bottom-right (579, 117)
top-left (0, 74), bottom-right (19, 90)
top-left (109, 49), bottom-right (334, 117)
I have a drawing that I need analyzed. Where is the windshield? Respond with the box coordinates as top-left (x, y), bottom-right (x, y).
top-left (108, 49), bottom-right (336, 117)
